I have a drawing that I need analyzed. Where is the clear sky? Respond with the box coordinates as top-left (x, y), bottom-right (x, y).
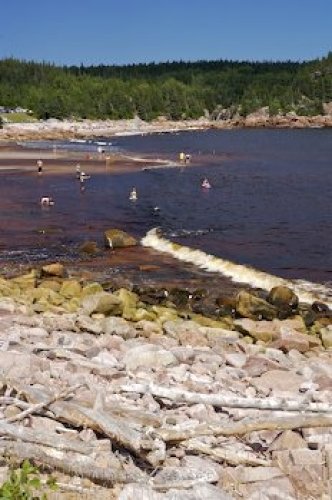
top-left (0, 0), bottom-right (331, 66)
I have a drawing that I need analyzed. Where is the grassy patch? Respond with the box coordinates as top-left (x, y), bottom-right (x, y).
top-left (0, 112), bottom-right (37, 123)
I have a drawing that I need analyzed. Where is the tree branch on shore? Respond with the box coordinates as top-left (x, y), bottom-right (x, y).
top-left (112, 382), bottom-right (332, 413)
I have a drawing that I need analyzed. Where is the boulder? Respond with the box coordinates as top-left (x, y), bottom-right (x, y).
top-left (38, 280), bottom-right (61, 293)
top-left (10, 270), bottom-right (37, 290)
top-left (59, 279), bottom-right (82, 299)
top-left (41, 262), bottom-right (65, 277)
top-left (271, 328), bottom-right (311, 353)
top-left (81, 291), bottom-right (122, 316)
top-left (114, 288), bottom-right (139, 320)
top-left (235, 290), bottom-right (278, 320)
top-left (104, 229), bottom-right (137, 248)
top-left (267, 285), bottom-right (299, 314)
top-left (81, 282), bottom-right (104, 297)
top-left (78, 240), bottom-right (100, 255)
top-left (234, 318), bottom-right (278, 342)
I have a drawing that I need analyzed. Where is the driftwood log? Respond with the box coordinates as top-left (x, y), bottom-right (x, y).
top-left (0, 441), bottom-right (141, 487)
top-left (114, 382), bottom-right (332, 413)
top-left (13, 384), bottom-right (163, 466)
top-left (156, 414), bottom-right (332, 442)
top-left (182, 438), bottom-right (271, 466)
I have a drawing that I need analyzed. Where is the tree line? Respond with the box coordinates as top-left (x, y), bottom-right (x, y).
top-left (0, 53), bottom-right (331, 121)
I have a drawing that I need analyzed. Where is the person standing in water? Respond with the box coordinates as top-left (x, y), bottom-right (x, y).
top-left (76, 163), bottom-right (81, 179)
top-left (129, 187), bottom-right (137, 201)
top-left (37, 159), bottom-right (43, 174)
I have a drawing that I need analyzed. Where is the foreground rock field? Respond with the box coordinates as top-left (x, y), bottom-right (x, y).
top-left (0, 263), bottom-right (331, 499)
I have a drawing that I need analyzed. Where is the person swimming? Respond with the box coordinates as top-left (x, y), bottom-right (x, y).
top-left (129, 187), bottom-right (137, 200)
top-left (201, 177), bottom-right (212, 189)
top-left (40, 196), bottom-right (54, 206)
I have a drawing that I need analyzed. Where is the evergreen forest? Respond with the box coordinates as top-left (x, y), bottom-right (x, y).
top-left (0, 53), bottom-right (331, 121)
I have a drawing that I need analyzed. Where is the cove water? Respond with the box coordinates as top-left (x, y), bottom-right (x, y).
top-left (8, 129), bottom-right (332, 304)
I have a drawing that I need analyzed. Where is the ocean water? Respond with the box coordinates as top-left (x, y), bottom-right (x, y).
top-left (2, 129), bottom-right (332, 304)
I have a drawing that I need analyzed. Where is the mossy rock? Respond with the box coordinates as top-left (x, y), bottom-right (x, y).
top-left (151, 305), bottom-right (179, 324)
top-left (63, 297), bottom-right (81, 313)
top-left (0, 280), bottom-right (21, 298)
top-left (10, 270), bottom-right (37, 290)
top-left (188, 312), bottom-right (233, 329)
top-left (81, 291), bottom-right (123, 316)
top-left (59, 280), bottom-right (82, 299)
top-left (38, 280), bottom-right (61, 292)
top-left (104, 229), bottom-right (137, 248)
top-left (81, 282), bottom-right (104, 297)
top-left (132, 308), bottom-right (158, 322)
top-left (115, 288), bottom-right (139, 320)
top-left (236, 290), bottom-right (278, 320)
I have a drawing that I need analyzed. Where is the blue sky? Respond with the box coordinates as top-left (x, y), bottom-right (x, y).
top-left (0, 0), bottom-right (331, 66)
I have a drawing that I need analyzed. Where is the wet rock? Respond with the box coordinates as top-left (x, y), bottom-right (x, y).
top-left (167, 287), bottom-right (191, 308)
top-left (79, 240), bottom-right (101, 255)
top-left (267, 286), bottom-right (299, 315)
top-left (41, 262), bottom-right (65, 277)
top-left (104, 229), bottom-right (137, 248)
top-left (135, 286), bottom-right (168, 305)
top-left (215, 296), bottom-right (236, 316)
top-left (235, 290), bottom-right (278, 321)
top-left (312, 301), bottom-right (330, 314)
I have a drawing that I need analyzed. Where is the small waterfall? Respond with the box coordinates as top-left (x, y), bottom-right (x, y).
top-left (141, 228), bottom-right (332, 307)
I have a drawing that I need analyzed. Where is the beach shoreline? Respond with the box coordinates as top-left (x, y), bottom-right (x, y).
top-left (1, 112), bottom-right (332, 143)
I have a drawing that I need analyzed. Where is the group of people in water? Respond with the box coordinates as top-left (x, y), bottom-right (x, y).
top-left (37, 154), bottom-right (212, 209)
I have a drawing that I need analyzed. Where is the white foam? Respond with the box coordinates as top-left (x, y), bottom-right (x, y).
top-left (141, 228), bottom-right (332, 307)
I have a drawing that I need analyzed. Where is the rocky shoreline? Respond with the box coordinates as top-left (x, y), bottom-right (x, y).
top-left (1, 111), bottom-right (332, 142)
top-left (0, 257), bottom-right (330, 499)
top-left (0, 124), bottom-right (331, 498)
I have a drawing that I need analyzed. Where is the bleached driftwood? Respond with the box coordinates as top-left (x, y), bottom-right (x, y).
top-left (6, 383), bottom-right (83, 423)
top-left (13, 384), bottom-right (162, 466)
top-left (114, 382), bottom-right (332, 413)
top-left (0, 441), bottom-right (141, 486)
top-left (0, 421), bottom-right (92, 454)
top-left (157, 414), bottom-right (332, 442)
top-left (182, 438), bottom-right (270, 466)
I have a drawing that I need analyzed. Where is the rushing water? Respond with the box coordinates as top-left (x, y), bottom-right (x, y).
top-left (2, 129), bottom-right (332, 303)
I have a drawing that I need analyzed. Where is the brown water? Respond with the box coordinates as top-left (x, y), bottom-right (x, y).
top-left (1, 129), bottom-right (331, 299)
